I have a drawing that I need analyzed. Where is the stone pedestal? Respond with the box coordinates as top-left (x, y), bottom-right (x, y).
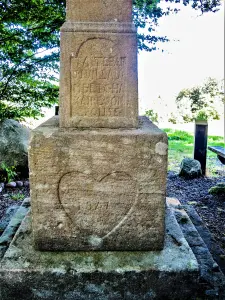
top-left (30, 0), bottom-right (168, 252)
top-left (29, 117), bottom-right (167, 251)
top-left (0, 205), bottom-right (199, 300)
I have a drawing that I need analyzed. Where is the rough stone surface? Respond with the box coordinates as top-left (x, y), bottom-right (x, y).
top-left (66, 0), bottom-right (133, 22)
top-left (0, 206), bottom-right (199, 300)
top-left (0, 119), bottom-right (30, 172)
top-left (184, 204), bottom-right (225, 277)
top-left (0, 198), bottom-right (30, 258)
top-left (59, 0), bottom-right (138, 128)
top-left (0, 205), bottom-right (19, 234)
top-left (0, 183), bottom-right (4, 193)
top-left (168, 198), bottom-right (225, 298)
top-left (179, 157), bottom-right (202, 179)
top-left (209, 182), bottom-right (225, 195)
top-left (29, 116), bottom-right (168, 251)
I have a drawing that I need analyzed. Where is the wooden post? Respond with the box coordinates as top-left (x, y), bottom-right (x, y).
top-left (194, 120), bottom-right (208, 176)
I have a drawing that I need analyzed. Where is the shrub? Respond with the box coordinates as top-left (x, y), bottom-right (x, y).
top-left (0, 162), bottom-right (17, 183)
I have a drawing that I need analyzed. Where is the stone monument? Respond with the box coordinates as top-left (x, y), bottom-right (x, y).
top-left (29, 0), bottom-right (168, 251)
top-left (0, 1), bottom-right (202, 299)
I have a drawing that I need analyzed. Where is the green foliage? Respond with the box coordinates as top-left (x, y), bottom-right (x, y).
top-left (0, 1), bottom-right (222, 121)
top-left (163, 128), bottom-right (225, 175)
top-left (145, 109), bottom-right (159, 123)
top-left (168, 113), bottom-right (178, 124)
top-left (0, 162), bottom-right (17, 183)
top-left (166, 129), bottom-right (193, 141)
top-left (11, 192), bottom-right (25, 201)
top-left (176, 78), bottom-right (224, 123)
top-left (0, 0), bottom-right (65, 121)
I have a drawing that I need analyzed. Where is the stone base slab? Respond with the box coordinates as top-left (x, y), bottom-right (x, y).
top-left (0, 205), bottom-right (199, 300)
top-left (29, 117), bottom-right (168, 251)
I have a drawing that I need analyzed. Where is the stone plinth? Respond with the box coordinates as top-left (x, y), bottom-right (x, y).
top-left (0, 206), bottom-right (199, 300)
top-left (59, 0), bottom-right (138, 128)
top-left (29, 117), bottom-right (168, 251)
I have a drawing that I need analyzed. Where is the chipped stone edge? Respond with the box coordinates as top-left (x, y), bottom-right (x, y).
top-left (0, 200), bottom-right (198, 274)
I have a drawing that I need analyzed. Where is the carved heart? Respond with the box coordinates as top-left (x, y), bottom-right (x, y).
top-left (58, 171), bottom-right (137, 239)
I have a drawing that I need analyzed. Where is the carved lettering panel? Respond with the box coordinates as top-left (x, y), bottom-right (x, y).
top-left (70, 39), bottom-right (127, 118)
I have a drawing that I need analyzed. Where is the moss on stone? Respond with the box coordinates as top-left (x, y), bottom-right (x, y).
top-left (209, 183), bottom-right (225, 195)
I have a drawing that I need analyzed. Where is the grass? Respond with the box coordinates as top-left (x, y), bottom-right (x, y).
top-left (11, 192), bottom-right (25, 201)
top-left (162, 128), bottom-right (225, 176)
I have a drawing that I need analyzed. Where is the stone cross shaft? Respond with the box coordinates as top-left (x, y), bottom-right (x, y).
top-left (59, 0), bottom-right (139, 128)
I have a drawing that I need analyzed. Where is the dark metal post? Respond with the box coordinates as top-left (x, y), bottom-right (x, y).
top-left (55, 106), bottom-right (59, 116)
top-left (194, 120), bottom-right (208, 176)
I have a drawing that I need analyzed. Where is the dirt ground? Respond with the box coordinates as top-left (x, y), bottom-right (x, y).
top-left (167, 171), bottom-right (225, 253)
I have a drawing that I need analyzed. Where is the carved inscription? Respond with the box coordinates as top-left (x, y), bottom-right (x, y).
top-left (71, 39), bottom-right (127, 118)
top-left (58, 171), bottom-right (137, 236)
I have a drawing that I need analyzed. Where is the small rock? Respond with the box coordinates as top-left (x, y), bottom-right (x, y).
top-left (209, 183), bottom-right (225, 195)
top-left (179, 158), bottom-right (202, 179)
top-left (6, 182), bottom-right (17, 188)
top-left (188, 201), bottom-right (198, 205)
top-left (217, 207), bottom-right (225, 212)
top-left (212, 263), bottom-right (220, 272)
top-left (23, 181), bottom-right (29, 187)
top-left (16, 181), bottom-right (23, 187)
top-left (205, 289), bottom-right (219, 296)
top-left (0, 183), bottom-right (4, 193)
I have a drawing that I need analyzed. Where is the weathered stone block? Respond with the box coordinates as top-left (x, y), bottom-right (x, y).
top-left (66, 0), bottom-right (133, 22)
top-left (29, 117), bottom-right (168, 251)
top-left (59, 22), bottom-right (138, 128)
top-left (0, 206), bottom-right (199, 300)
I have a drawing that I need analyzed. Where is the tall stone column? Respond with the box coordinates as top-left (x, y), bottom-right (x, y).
top-left (60, 0), bottom-right (138, 128)
top-left (29, 0), bottom-right (168, 251)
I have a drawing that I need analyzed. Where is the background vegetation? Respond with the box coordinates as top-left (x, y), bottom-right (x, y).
top-left (164, 128), bottom-right (225, 175)
top-left (145, 77), bottom-right (224, 124)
